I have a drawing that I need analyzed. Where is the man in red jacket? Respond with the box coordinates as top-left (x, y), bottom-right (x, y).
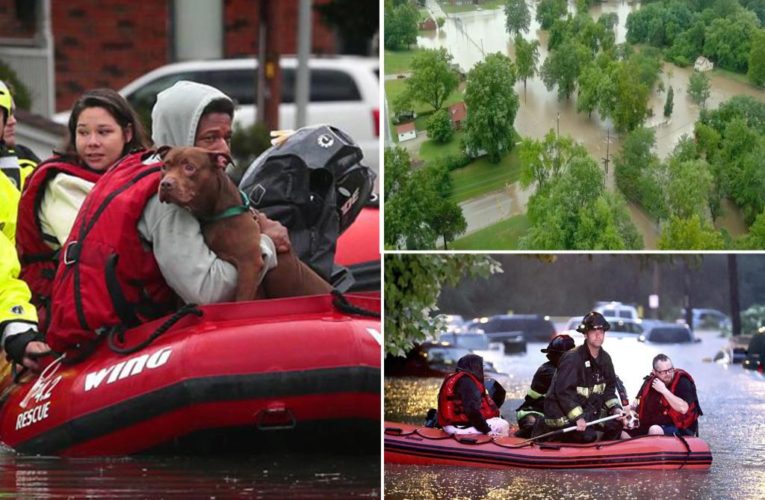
top-left (630, 354), bottom-right (702, 436)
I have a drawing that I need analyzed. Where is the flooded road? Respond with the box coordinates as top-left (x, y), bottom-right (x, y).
top-left (385, 329), bottom-right (765, 499)
top-left (419, 0), bottom-right (763, 245)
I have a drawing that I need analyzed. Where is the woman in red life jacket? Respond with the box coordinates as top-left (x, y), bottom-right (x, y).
top-left (437, 353), bottom-right (510, 436)
top-left (630, 353), bottom-right (702, 436)
top-left (16, 89), bottom-right (151, 331)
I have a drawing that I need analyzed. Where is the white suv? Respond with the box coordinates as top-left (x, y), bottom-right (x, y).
top-left (53, 56), bottom-right (380, 172)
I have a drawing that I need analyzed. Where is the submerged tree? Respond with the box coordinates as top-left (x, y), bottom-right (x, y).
top-left (664, 85), bottom-right (674, 118)
top-left (688, 71), bottom-right (711, 108)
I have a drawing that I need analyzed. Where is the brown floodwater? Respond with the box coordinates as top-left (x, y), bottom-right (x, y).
top-left (418, 0), bottom-right (764, 247)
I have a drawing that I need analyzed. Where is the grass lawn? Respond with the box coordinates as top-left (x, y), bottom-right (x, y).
top-left (384, 49), bottom-right (422, 75)
top-left (451, 215), bottom-right (529, 250)
top-left (385, 79), bottom-right (464, 116)
top-left (419, 131), bottom-right (465, 162)
top-left (449, 152), bottom-right (523, 204)
top-left (385, 79), bottom-right (464, 139)
top-left (439, 0), bottom-right (503, 13)
top-left (710, 67), bottom-right (763, 88)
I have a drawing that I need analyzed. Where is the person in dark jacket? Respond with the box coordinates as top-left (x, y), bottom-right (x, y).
top-left (629, 354), bottom-right (702, 436)
top-left (514, 334), bottom-right (576, 438)
top-left (535, 312), bottom-right (627, 443)
top-left (437, 353), bottom-right (510, 436)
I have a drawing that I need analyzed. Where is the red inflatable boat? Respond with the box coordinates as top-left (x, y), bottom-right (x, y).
top-left (0, 294), bottom-right (380, 457)
top-left (385, 422), bottom-right (712, 470)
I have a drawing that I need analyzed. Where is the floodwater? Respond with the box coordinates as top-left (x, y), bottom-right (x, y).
top-left (418, 0), bottom-right (764, 246)
top-left (384, 328), bottom-right (765, 499)
top-left (0, 452), bottom-right (380, 497)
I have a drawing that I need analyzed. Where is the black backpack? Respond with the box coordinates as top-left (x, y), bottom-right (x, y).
top-left (238, 125), bottom-right (376, 286)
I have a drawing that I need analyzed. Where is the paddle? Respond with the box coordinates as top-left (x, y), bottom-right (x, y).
top-left (515, 412), bottom-right (626, 445)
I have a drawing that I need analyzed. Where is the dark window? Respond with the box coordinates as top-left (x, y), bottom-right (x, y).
top-left (281, 69), bottom-right (362, 103)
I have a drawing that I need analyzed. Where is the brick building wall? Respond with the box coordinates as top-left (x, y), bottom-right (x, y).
top-left (50, 0), bottom-right (337, 111)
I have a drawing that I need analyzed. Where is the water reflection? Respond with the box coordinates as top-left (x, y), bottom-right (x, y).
top-left (0, 453), bottom-right (380, 498)
top-left (385, 329), bottom-right (765, 499)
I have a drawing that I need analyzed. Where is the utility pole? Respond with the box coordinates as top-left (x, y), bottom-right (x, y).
top-left (602, 128), bottom-right (610, 175)
top-left (728, 254), bottom-right (741, 336)
top-left (295, 0), bottom-right (312, 129)
top-left (256, 0), bottom-right (281, 130)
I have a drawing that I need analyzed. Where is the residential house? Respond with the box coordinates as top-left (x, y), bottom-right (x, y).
top-left (396, 122), bottom-right (416, 142)
top-left (448, 101), bottom-right (467, 130)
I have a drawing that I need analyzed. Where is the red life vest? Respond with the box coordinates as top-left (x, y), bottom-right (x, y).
top-left (636, 368), bottom-right (700, 430)
top-left (47, 152), bottom-right (178, 358)
top-left (437, 371), bottom-right (500, 428)
top-left (16, 158), bottom-right (102, 332)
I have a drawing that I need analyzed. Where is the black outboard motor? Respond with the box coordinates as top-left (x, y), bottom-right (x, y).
top-left (238, 125), bottom-right (376, 286)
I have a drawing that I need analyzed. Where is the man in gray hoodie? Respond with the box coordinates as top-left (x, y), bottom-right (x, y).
top-left (138, 80), bottom-right (330, 305)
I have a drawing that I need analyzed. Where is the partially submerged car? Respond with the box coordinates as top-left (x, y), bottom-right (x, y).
top-left (639, 323), bottom-right (699, 344)
top-left (384, 341), bottom-right (506, 378)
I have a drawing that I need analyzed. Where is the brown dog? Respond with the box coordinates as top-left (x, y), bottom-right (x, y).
top-left (157, 146), bottom-right (263, 301)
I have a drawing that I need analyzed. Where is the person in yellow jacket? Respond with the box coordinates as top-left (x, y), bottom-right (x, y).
top-left (0, 80), bottom-right (39, 192)
top-left (0, 105), bottom-right (50, 374)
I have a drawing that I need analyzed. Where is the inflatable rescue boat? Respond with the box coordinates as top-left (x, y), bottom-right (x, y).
top-left (385, 422), bottom-right (712, 470)
top-left (0, 294), bottom-right (380, 457)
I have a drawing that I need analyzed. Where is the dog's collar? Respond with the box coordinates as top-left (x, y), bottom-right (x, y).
top-left (201, 191), bottom-right (251, 223)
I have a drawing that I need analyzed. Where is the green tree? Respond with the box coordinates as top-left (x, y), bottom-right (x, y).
top-left (688, 71), bottom-right (711, 108)
top-left (520, 153), bottom-right (643, 249)
top-left (612, 63), bottom-right (650, 132)
top-left (541, 39), bottom-right (587, 101)
top-left (514, 35), bottom-right (539, 101)
top-left (384, 148), bottom-right (467, 249)
top-left (384, 254), bottom-right (501, 356)
top-left (519, 129), bottom-right (589, 190)
top-left (664, 85), bottom-right (674, 117)
top-left (463, 53), bottom-right (519, 163)
top-left (614, 127), bottom-right (659, 204)
top-left (425, 108), bottom-right (453, 143)
top-left (504, 0), bottom-right (531, 37)
top-left (576, 63), bottom-right (605, 118)
top-left (748, 29), bottom-right (765, 86)
top-left (737, 209), bottom-right (765, 249)
top-left (384, 147), bottom-right (412, 202)
top-left (703, 11), bottom-right (759, 73)
top-left (666, 159), bottom-right (714, 220)
top-left (390, 89), bottom-right (414, 123)
top-left (406, 48), bottom-right (459, 111)
top-left (536, 0), bottom-right (567, 30)
top-left (384, 2), bottom-right (419, 50)
top-left (658, 215), bottom-right (725, 250)
top-left (430, 197), bottom-right (467, 249)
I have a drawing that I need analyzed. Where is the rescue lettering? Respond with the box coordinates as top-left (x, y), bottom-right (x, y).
top-left (15, 402), bottom-right (50, 430)
top-left (84, 347), bottom-right (173, 392)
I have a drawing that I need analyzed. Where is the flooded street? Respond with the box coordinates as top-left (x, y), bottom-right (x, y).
top-left (418, 0), bottom-right (764, 244)
top-left (385, 329), bottom-right (765, 499)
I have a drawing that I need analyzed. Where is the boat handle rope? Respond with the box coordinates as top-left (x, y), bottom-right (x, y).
top-left (331, 289), bottom-right (379, 318)
top-left (675, 432), bottom-right (692, 470)
top-left (107, 304), bottom-right (203, 355)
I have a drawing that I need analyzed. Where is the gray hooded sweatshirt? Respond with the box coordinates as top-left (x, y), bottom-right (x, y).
top-left (137, 81), bottom-right (273, 304)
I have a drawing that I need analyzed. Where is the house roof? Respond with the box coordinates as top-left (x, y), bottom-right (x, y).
top-left (396, 122), bottom-right (416, 134)
top-left (449, 101), bottom-right (467, 123)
